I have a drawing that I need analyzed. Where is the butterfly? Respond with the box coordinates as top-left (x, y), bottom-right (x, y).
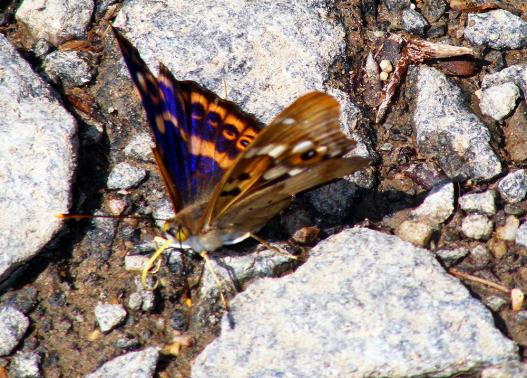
top-left (112, 27), bottom-right (370, 266)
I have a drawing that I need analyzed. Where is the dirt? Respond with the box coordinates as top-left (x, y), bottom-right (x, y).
top-left (1, 0), bottom-right (527, 377)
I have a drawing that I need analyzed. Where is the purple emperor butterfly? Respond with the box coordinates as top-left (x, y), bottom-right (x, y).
top-left (112, 27), bottom-right (370, 276)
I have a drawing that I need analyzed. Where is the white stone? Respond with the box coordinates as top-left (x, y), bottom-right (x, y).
top-left (515, 222), bottom-right (527, 248)
top-left (462, 214), bottom-right (493, 240)
top-left (107, 162), bottom-right (146, 190)
top-left (0, 34), bottom-right (76, 283)
top-left (496, 216), bottom-right (520, 241)
top-left (479, 82), bottom-right (520, 121)
top-left (459, 190), bottom-right (497, 215)
top-left (85, 347), bottom-right (160, 378)
top-left (94, 303), bottom-right (127, 333)
top-left (0, 307), bottom-right (29, 356)
top-left (193, 228), bottom-right (518, 377)
top-left (465, 10), bottom-right (527, 50)
top-left (16, 0), bottom-right (94, 46)
top-left (411, 182), bottom-right (455, 224)
top-left (498, 170), bottom-right (527, 203)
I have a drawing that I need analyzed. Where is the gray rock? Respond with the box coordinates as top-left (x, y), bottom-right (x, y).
top-left (459, 190), bottom-right (497, 215)
top-left (9, 351), bottom-right (41, 378)
top-left (94, 303), bottom-right (127, 333)
top-left (470, 245), bottom-right (491, 266)
top-left (401, 7), bottom-right (429, 35)
top-left (31, 39), bottom-right (52, 58)
top-left (192, 228), bottom-right (518, 377)
top-left (106, 162), bottom-right (146, 190)
top-left (483, 295), bottom-right (508, 312)
top-left (464, 10), bottom-right (527, 50)
top-left (479, 83), bottom-right (520, 121)
top-left (195, 247), bottom-right (297, 326)
top-left (498, 170), bottom-right (527, 203)
top-left (15, 0), bottom-right (94, 46)
top-left (0, 307), bottom-right (29, 356)
top-left (0, 34), bottom-right (76, 283)
top-left (411, 182), bottom-right (454, 224)
top-left (481, 360), bottom-right (527, 378)
top-left (85, 347), bottom-right (160, 378)
top-left (462, 214), bottom-right (493, 240)
top-left (123, 255), bottom-right (149, 272)
top-left (382, 0), bottom-right (411, 12)
top-left (482, 65), bottom-right (527, 101)
top-left (43, 50), bottom-right (95, 88)
top-left (127, 277), bottom-right (156, 312)
top-left (515, 222), bottom-right (527, 248)
top-left (413, 66), bottom-right (501, 181)
top-left (124, 133), bottom-right (154, 162)
top-left (112, 0), bottom-right (362, 134)
top-left (435, 247), bottom-right (469, 265)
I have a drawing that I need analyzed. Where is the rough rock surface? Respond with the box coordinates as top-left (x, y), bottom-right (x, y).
top-left (464, 10), bottom-right (527, 50)
top-left (112, 0), bottom-right (363, 134)
top-left (0, 34), bottom-right (76, 283)
top-left (192, 228), bottom-right (518, 377)
top-left (413, 66), bottom-right (501, 181)
top-left (15, 0), bottom-right (94, 46)
top-left (85, 347), bottom-right (160, 378)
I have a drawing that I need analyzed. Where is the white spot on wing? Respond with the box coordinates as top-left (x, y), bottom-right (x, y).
top-left (282, 118), bottom-right (295, 125)
top-left (267, 145), bottom-right (288, 159)
top-left (292, 140), bottom-right (315, 154)
top-left (263, 165), bottom-right (289, 181)
top-left (289, 168), bottom-right (304, 176)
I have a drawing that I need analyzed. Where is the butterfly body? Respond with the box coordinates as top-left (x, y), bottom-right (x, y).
top-left (113, 27), bottom-right (370, 254)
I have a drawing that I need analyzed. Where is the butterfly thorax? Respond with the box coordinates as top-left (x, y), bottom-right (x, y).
top-left (163, 201), bottom-right (251, 252)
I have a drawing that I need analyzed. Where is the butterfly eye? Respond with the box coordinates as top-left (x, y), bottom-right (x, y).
top-left (163, 223), bottom-right (190, 242)
top-left (175, 227), bottom-right (189, 242)
top-left (301, 149), bottom-right (317, 160)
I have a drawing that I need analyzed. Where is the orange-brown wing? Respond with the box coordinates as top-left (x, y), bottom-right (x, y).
top-left (202, 92), bottom-right (367, 228)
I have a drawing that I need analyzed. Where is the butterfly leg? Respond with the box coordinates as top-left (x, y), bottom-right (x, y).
top-left (199, 251), bottom-right (229, 312)
top-left (141, 238), bottom-right (172, 289)
top-left (249, 233), bottom-right (298, 261)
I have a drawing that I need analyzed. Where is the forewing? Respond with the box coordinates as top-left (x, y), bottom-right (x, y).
top-left (203, 92), bottom-right (361, 226)
top-left (113, 27), bottom-right (262, 211)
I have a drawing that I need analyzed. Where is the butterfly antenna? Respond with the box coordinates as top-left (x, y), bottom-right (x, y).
top-left (199, 251), bottom-right (229, 312)
top-left (56, 213), bottom-right (157, 221)
top-left (249, 233), bottom-right (298, 260)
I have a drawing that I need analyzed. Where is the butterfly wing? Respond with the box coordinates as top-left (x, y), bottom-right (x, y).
top-left (113, 28), bottom-right (262, 215)
top-left (202, 92), bottom-right (370, 231)
top-left (213, 157), bottom-right (370, 234)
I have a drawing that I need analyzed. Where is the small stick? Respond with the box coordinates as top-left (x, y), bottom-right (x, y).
top-left (250, 233), bottom-right (298, 260)
top-left (448, 268), bottom-right (509, 293)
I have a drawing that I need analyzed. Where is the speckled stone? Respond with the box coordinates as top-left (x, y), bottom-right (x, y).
top-left (479, 82), bottom-right (520, 121)
top-left (464, 10), bottom-right (527, 50)
top-left (106, 162), bottom-right (146, 190)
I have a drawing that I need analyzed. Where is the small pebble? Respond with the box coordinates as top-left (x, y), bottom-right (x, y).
top-left (94, 303), bottom-right (127, 333)
top-left (124, 255), bottom-right (149, 272)
top-left (479, 82), bottom-right (520, 121)
top-left (483, 295), bottom-right (507, 312)
top-left (498, 170), bottom-right (527, 203)
top-left (396, 220), bottom-right (433, 247)
top-left (461, 214), bottom-right (493, 240)
top-left (515, 222), bottom-right (527, 248)
top-left (459, 190), bottom-right (496, 216)
top-left (0, 307), bottom-right (29, 356)
top-left (9, 351), bottom-right (41, 378)
top-left (379, 59), bottom-right (393, 73)
top-left (435, 247), bottom-right (468, 266)
top-left (124, 133), bottom-right (154, 162)
top-left (85, 347), bottom-right (160, 378)
top-left (107, 162), bottom-right (147, 190)
top-left (496, 216), bottom-right (519, 241)
top-left (488, 238), bottom-right (508, 259)
top-left (470, 245), bottom-right (491, 266)
top-left (411, 182), bottom-right (454, 225)
top-left (127, 293), bottom-right (143, 311)
top-left (401, 7), bottom-right (429, 35)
